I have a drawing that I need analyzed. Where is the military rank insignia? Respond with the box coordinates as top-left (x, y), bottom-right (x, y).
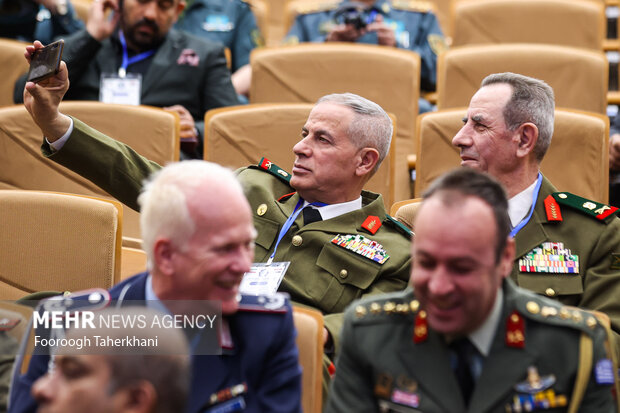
top-left (331, 234), bottom-right (390, 264)
top-left (552, 192), bottom-right (619, 221)
top-left (518, 242), bottom-right (579, 274)
top-left (256, 157), bottom-right (291, 184)
top-left (505, 367), bottom-right (567, 412)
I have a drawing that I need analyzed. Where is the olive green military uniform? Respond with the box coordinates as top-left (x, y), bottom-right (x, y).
top-left (41, 118), bottom-right (412, 347)
top-left (512, 176), bottom-right (620, 351)
top-left (326, 279), bottom-right (620, 413)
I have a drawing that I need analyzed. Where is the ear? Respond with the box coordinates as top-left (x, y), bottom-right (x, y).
top-left (173, 0), bottom-right (186, 20)
top-left (116, 381), bottom-right (157, 413)
top-left (153, 238), bottom-right (175, 276)
top-left (515, 123), bottom-right (538, 159)
top-left (499, 237), bottom-right (516, 279)
top-left (355, 148), bottom-right (380, 177)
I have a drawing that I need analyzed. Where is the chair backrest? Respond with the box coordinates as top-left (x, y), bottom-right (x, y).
top-left (0, 102), bottom-right (180, 242)
top-left (451, 0), bottom-right (605, 50)
top-left (391, 198), bottom-right (422, 231)
top-left (292, 306), bottom-right (324, 413)
top-left (250, 43), bottom-right (419, 201)
top-left (0, 39), bottom-right (30, 108)
top-left (415, 108), bottom-right (609, 202)
top-left (204, 103), bottom-right (396, 207)
top-left (436, 44), bottom-right (608, 114)
top-left (0, 190), bottom-right (123, 299)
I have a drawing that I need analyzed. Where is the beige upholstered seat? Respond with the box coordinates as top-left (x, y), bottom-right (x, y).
top-left (292, 306), bottom-right (324, 413)
top-left (415, 108), bottom-right (609, 203)
top-left (204, 103), bottom-right (396, 207)
top-left (0, 190), bottom-right (123, 300)
top-left (0, 39), bottom-right (30, 108)
top-left (436, 44), bottom-right (608, 114)
top-left (250, 43), bottom-right (420, 201)
top-left (0, 102), bottom-right (180, 242)
top-left (451, 0), bottom-right (605, 50)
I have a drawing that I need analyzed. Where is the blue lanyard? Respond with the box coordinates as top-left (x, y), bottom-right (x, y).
top-left (267, 199), bottom-right (327, 264)
top-left (118, 31), bottom-right (156, 77)
top-left (510, 173), bottom-right (543, 238)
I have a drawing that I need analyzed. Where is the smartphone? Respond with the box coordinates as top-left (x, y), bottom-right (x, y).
top-left (27, 40), bottom-right (65, 83)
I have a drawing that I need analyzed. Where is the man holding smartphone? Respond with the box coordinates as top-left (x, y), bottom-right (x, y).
top-left (13, 0), bottom-right (239, 159)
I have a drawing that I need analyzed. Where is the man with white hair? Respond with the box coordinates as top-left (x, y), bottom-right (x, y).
top-left (10, 160), bottom-right (303, 413)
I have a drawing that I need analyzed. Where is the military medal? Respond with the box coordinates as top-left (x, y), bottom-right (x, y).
top-left (506, 367), bottom-right (567, 412)
top-left (208, 383), bottom-right (247, 407)
top-left (331, 234), bottom-right (390, 264)
top-left (518, 242), bottom-right (579, 274)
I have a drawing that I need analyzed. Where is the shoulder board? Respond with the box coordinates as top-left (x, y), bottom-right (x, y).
top-left (551, 192), bottom-right (618, 223)
top-left (38, 288), bottom-right (111, 313)
top-left (250, 157), bottom-right (292, 185)
top-left (383, 214), bottom-right (414, 239)
top-left (351, 290), bottom-right (416, 323)
top-left (516, 293), bottom-right (602, 335)
top-left (292, 0), bottom-right (340, 14)
top-left (238, 293), bottom-right (289, 313)
top-left (391, 0), bottom-right (433, 13)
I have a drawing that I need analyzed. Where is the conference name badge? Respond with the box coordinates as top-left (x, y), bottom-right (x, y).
top-left (240, 262), bottom-right (290, 295)
top-left (100, 72), bottom-right (142, 105)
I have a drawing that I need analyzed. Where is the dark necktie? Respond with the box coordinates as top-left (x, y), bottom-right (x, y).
top-left (303, 206), bottom-right (322, 225)
top-left (450, 338), bottom-right (476, 406)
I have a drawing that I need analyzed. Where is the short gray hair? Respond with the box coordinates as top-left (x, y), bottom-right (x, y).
top-left (481, 73), bottom-right (555, 162)
top-left (138, 160), bottom-right (243, 270)
top-left (317, 93), bottom-right (392, 172)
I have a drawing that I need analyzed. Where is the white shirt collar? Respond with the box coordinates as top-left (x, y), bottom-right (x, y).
top-left (507, 179), bottom-right (538, 228)
top-left (145, 274), bottom-right (170, 314)
top-left (303, 196), bottom-right (362, 221)
top-left (469, 288), bottom-right (503, 357)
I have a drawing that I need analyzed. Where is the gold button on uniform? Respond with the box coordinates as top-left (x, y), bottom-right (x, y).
top-left (339, 269), bottom-right (348, 278)
top-left (526, 301), bottom-right (540, 314)
top-left (545, 288), bottom-right (556, 297)
top-left (257, 204), bottom-right (267, 216)
top-left (292, 235), bottom-right (303, 247)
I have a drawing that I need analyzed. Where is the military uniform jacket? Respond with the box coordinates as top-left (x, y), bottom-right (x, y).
top-left (326, 279), bottom-right (619, 413)
top-left (14, 28), bottom-right (240, 139)
top-left (512, 176), bottom-right (620, 348)
top-left (284, 0), bottom-right (444, 90)
top-left (175, 0), bottom-right (261, 71)
top-left (40, 119), bottom-right (411, 348)
top-left (9, 272), bottom-right (302, 413)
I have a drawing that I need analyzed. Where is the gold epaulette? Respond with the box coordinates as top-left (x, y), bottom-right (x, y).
top-left (391, 0), bottom-right (434, 13)
top-left (292, 0), bottom-right (340, 14)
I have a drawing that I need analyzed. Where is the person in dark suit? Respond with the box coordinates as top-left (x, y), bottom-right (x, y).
top-left (326, 168), bottom-right (620, 413)
top-left (14, 0), bottom-right (239, 159)
top-left (9, 161), bottom-right (303, 413)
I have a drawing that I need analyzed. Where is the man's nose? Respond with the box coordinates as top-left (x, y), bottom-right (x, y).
top-left (452, 125), bottom-right (471, 148)
top-left (293, 135), bottom-right (311, 156)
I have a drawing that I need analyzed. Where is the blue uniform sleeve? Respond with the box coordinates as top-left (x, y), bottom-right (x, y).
top-left (402, 10), bottom-right (443, 90)
top-left (257, 303), bottom-right (302, 413)
top-left (8, 354), bottom-right (50, 413)
top-left (285, 13), bottom-right (327, 44)
top-left (230, 1), bottom-right (260, 70)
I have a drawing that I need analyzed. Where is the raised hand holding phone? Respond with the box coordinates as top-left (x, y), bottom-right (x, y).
top-left (23, 40), bottom-right (72, 142)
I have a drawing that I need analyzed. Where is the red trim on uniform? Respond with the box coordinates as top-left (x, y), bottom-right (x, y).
top-left (361, 215), bottom-right (382, 234)
top-left (328, 361), bottom-right (336, 377)
top-left (597, 206), bottom-right (619, 220)
top-left (505, 310), bottom-right (525, 349)
top-left (277, 192), bottom-right (296, 202)
top-left (544, 195), bottom-right (562, 222)
top-left (413, 312), bottom-right (428, 344)
top-left (259, 158), bottom-right (272, 170)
